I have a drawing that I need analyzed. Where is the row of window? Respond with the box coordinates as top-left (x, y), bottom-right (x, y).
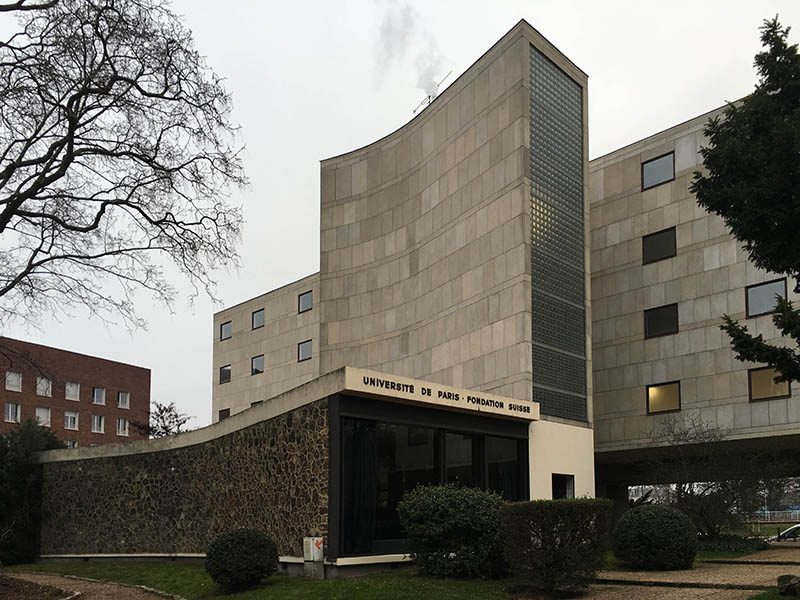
top-left (642, 278), bottom-right (788, 340)
top-left (219, 340), bottom-right (312, 385)
top-left (646, 367), bottom-right (791, 414)
top-left (3, 402), bottom-right (130, 435)
top-left (219, 290), bottom-right (313, 342)
top-left (3, 372), bottom-right (131, 408)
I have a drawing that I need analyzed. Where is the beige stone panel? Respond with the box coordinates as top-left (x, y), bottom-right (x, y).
top-left (529, 420), bottom-right (595, 499)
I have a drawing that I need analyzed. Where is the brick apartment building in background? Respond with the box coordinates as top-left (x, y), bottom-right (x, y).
top-left (0, 337), bottom-right (150, 447)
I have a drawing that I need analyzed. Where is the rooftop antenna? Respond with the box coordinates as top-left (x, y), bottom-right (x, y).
top-left (413, 70), bottom-right (453, 114)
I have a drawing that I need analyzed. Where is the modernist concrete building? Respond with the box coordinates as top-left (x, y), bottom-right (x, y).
top-left (36, 20), bottom-right (595, 570)
top-left (0, 337), bottom-right (150, 447)
top-left (589, 109), bottom-right (800, 493)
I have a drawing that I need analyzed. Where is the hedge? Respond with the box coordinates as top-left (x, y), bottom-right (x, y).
top-left (397, 484), bottom-right (506, 579)
top-left (500, 498), bottom-right (612, 594)
top-left (612, 505), bottom-right (697, 570)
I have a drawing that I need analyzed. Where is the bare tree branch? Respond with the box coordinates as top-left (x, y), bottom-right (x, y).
top-left (0, 0), bottom-right (246, 328)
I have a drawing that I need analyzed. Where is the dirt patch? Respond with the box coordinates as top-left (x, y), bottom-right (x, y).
top-left (0, 574), bottom-right (68, 600)
top-left (6, 572), bottom-right (177, 599)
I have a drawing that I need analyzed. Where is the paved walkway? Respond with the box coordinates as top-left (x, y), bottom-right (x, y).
top-left (592, 546), bottom-right (800, 598)
top-left (6, 573), bottom-right (180, 600)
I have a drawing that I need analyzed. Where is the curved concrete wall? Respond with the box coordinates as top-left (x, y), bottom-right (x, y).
top-left (318, 21), bottom-right (586, 403)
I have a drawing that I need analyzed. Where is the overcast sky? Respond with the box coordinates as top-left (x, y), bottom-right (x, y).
top-left (5, 0), bottom-right (800, 426)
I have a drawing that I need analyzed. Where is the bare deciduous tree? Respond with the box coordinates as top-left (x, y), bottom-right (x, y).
top-left (0, 0), bottom-right (245, 328)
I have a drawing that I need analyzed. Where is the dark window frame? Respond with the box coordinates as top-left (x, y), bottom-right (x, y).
top-left (642, 226), bottom-right (677, 265)
top-left (218, 408), bottom-right (230, 421)
top-left (251, 354), bottom-right (264, 375)
top-left (745, 278), bottom-right (787, 318)
top-left (646, 380), bottom-right (682, 415)
top-left (219, 364), bottom-right (231, 384)
top-left (641, 151), bottom-right (675, 191)
top-left (748, 367), bottom-right (792, 402)
top-left (251, 308), bottom-right (265, 330)
top-left (219, 320), bottom-right (232, 341)
top-left (298, 290), bottom-right (313, 313)
top-left (644, 303), bottom-right (679, 339)
top-left (298, 339), bottom-right (312, 362)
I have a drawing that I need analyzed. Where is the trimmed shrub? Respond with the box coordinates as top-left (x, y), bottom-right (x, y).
top-left (500, 498), bottom-right (612, 595)
top-left (612, 505), bottom-right (697, 570)
top-left (205, 528), bottom-right (278, 589)
top-left (397, 484), bottom-right (505, 579)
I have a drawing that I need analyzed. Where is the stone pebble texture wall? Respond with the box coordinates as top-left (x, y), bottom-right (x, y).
top-left (40, 400), bottom-right (328, 557)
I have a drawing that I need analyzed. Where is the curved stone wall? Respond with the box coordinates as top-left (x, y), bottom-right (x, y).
top-left (40, 400), bottom-right (328, 556)
top-left (319, 23), bottom-right (537, 402)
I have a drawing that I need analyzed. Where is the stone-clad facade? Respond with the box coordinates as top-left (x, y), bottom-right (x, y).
top-left (40, 400), bottom-right (328, 556)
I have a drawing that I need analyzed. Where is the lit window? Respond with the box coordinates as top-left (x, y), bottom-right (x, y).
top-left (4, 402), bottom-right (20, 423)
top-left (65, 381), bottom-right (80, 401)
top-left (219, 365), bottom-right (231, 384)
top-left (5, 371), bottom-right (21, 392)
top-left (746, 279), bottom-right (786, 318)
top-left (298, 339), bottom-right (312, 362)
top-left (116, 418), bottom-right (129, 436)
top-left (642, 152), bottom-right (674, 190)
top-left (64, 411), bottom-right (79, 430)
top-left (644, 304), bottom-right (678, 338)
top-left (91, 414), bottom-right (104, 433)
top-left (298, 290), bottom-right (313, 313)
top-left (218, 408), bottom-right (230, 421)
top-left (749, 367), bottom-right (791, 401)
top-left (252, 309), bottom-right (265, 329)
top-left (642, 227), bottom-right (676, 265)
top-left (36, 376), bottom-right (52, 397)
top-left (64, 440), bottom-right (78, 449)
top-left (35, 406), bottom-right (51, 427)
top-left (251, 354), bottom-right (264, 375)
top-left (92, 387), bottom-right (106, 405)
top-left (118, 391), bottom-right (130, 409)
top-left (220, 320), bottom-right (232, 340)
top-left (647, 381), bottom-right (681, 414)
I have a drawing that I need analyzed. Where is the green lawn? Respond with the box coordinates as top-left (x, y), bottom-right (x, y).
top-left (4, 562), bottom-right (513, 600)
top-left (748, 590), bottom-right (781, 600)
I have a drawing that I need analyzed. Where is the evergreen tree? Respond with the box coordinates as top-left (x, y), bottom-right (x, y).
top-left (691, 17), bottom-right (800, 383)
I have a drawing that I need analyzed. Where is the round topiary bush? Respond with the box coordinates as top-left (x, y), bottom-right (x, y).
top-left (612, 505), bottom-right (697, 570)
top-left (397, 484), bottom-right (506, 579)
top-left (205, 528), bottom-right (279, 589)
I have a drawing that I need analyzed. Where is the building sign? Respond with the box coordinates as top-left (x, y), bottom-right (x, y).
top-left (344, 367), bottom-right (539, 421)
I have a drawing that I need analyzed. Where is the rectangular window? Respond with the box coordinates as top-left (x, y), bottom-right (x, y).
top-left (4, 402), bottom-right (20, 423)
top-left (218, 408), bottom-right (230, 421)
top-left (298, 339), bottom-right (312, 362)
top-left (5, 371), bottom-right (21, 392)
top-left (91, 414), bottom-right (104, 433)
top-left (642, 152), bottom-right (674, 190)
top-left (36, 376), bottom-right (52, 397)
top-left (252, 308), bottom-right (265, 329)
top-left (647, 381), bottom-right (681, 414)
top-left (642, 227), bottom-right (677, 265)
top-left (35, 406), bottom-right (51, 427)
top-left (64, 410), bottom-right (79, 430)
top-left (298, 290), bottom-right (313, 313)
top-left (552, 474), bottom-right (575, 499)
top-left (749, 367), bottom-right (791, 401)
top-left (219, 365), bottom-right (231, 384)
top-left (92, 387), bottom-right (106, 405)
top-left (118, 391), bottom-right (130, 409)
top-left (644, 303), bottom-right (679, 338)
top-left (220, 320), bottom-right (232, 340)
top-left (250, 400), bottom-right (263, 408)
top-left (64, 440), bottom-right (78, 449)
top-left (65, 381), bottom-right (80, 401)
top-left (116, 417), bottom-right (129, 436)
top-left (746, 278), bottom-right (787, 318)
top-left (251, 354), bottom-right (264, 375)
